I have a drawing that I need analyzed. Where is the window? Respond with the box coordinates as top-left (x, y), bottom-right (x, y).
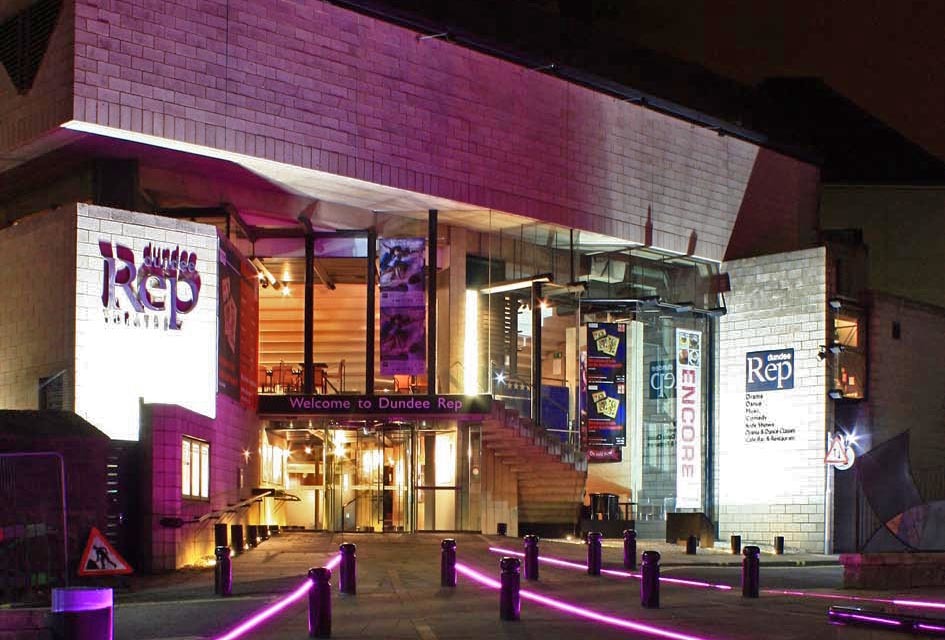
top-left (832, 311), bottom-right (867, 400)
top-left (182, 437), bottom-right (210, 499)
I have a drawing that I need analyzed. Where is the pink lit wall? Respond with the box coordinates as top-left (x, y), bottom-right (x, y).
top-left (53, 0), bottom-right (818, 261)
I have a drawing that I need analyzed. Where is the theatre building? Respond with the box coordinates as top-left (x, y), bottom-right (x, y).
top-left (0, 0), bottom-right (846, 574)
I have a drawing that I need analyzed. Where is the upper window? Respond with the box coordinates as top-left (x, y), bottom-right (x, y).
top-left (831, 310), bottom-right (867, 400)
top-left (182, 437), bottom-right (210, 499)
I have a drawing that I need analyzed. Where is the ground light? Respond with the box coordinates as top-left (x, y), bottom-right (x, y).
top-left (213, 553), bottom-right (341, 640)
top-left (455, 562), bottom-right (719, 640)
top-left (489, 546), bottom-right (945, 612)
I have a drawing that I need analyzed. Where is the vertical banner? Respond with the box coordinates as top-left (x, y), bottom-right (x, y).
top-left (218, 242), bottom-right (242, 400)
top-left (675, 329), bottom-right (702, 509)
top-left (378, 238), bottom-right (426, 376)
top-left (584, 323), bottom-right (627, 460)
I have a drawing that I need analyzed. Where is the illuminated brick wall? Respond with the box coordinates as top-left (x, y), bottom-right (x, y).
top-left (58, 0), bottom-right (819, 261)
top-left (718, 247), bottom-right (828, 552)
top-left (0, 206), bottom-right (76, 410)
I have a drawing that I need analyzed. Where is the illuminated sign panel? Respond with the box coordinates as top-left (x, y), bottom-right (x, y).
top-left (745, 349), bottom-right (794, 392)
top-left (675, 329), bottom-right (702, 509)
top-left (74, 206), bottom-right (218, 440)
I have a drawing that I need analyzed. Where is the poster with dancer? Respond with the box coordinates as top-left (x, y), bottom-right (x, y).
top-left (378, 238), bottom-right (426, 307)
top-left (380, 307), bottom-right (427, 375)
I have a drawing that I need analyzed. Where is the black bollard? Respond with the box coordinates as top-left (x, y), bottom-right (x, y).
top-left (523, 535), bottom-right (539, 581)
top-left (260, 525), bottom-right (270, 542)
top-left (730, 534), bottom-right (741, 555)
top-left (686, 534), bottom-right (698, 555)
top-left (214, 523), bottom-right (228, 548)
top-left (308, 567), bottom-right (332, 638)
top-left (640, 550), bottom-right (661, 609)
top-left (441, 539), bottom-right (457, 587)
top-left (214, 546), bottom-right (232, 597)
top-left (231, 524), bottom-right (245, 555)
top-left (499, 557), bottom-right (521, 621)
top-left (339, 543), bottom-right (357, 595)
top-left (774, 536), bottom-right (784, 555)
top-left (246, 525), bottom-right (258, 548)
top-left (269, 524), bottom-right (280, 536)
top-left (623, 529), bottom-right (637, 571)
top-left (497, 522), bottom-right (507, 536)
top-left (587, 531), bottom-right (602, 576)
top-left (50, 588), bottom-right (114, 640)
top-left (742, 546), bottom-right (760, 598)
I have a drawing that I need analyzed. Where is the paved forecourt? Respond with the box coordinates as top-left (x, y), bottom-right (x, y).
top-left (115, 532), bottom-right (944, 640)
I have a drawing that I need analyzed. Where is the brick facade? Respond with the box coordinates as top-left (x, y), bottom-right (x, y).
top-left (718, 247), bottom-right (829, 552)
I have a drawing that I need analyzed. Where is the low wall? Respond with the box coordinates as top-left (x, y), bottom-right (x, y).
top-left (841, 553), bottom-right (945, 589)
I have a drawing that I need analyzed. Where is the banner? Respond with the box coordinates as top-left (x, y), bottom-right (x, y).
top-left (218, 242), bottom-right (242, 400)
top-left (379, 238), bottom-right (426, 376)
top-left (675, 328), bottom-right (702, 509)
top-left (583, 322), bottom-right (627, 455)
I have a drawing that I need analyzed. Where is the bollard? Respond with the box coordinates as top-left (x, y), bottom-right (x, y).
top-left (440, 539), bottom-right (457, 587)
top-left (269, 524), bottom-right (280, 536)
top-left (523, 535), bottom-right (540, 581)
top-left (640, 550), bottom-right (661, 609)
top-left (214, 523), bottom-right (228, 548)
top-left (339, 543), bottom-right (357, 595)
top-left (623, 529), bottom-right (637, 570)
top-left (230, 524), bottom-right (245, 555)
top-left (497, 522), bottom-right (507, 536)
top-left (730, 534), bottom-right (741, 555)
top-left (742, 546), bottom-right (760, 598)
top-left (50, 587), bottom-right (114, 640)
top-left (499, 557), bottom-right (521, 621)
top-left (686, 534), bottom-right (697, 555)
top-left (246, 525), bottom-right (258, 548)
top-left (260, 525), bottom-right (270, 542)
top-left (774, 536), bottom-right (785, 555)
top-left (587, 531), bottom-right (602, 576)
top-left (308, 567), bottom-right (332, 638)
top-left (214, 546), bottom-right (232, 597)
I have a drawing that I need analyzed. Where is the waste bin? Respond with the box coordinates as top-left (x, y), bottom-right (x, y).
top-left (590, 493), bottom-right (619, 520)
top-left (50, 587), bottom-right (113, 640)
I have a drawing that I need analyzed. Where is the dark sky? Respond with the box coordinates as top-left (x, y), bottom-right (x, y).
top-left (620, 0), bottom-right (945, 162)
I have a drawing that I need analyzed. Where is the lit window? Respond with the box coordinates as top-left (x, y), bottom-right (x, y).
top-left (182, 436), bottom-right (210, 499)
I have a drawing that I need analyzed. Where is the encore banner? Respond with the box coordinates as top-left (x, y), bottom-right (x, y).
top-left (675, 328), bottom-right (702, 509)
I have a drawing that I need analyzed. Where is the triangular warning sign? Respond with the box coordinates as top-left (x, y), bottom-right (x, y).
top-left (78, 527), bottom-right (133, 576)
top-left (824, 435), bottom-right (849, 466)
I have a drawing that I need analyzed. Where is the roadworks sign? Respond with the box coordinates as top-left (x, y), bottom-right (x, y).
top-left (824, 435), bottom-right (849, 466)
top-left (78, 527), bottom-right (133, 576)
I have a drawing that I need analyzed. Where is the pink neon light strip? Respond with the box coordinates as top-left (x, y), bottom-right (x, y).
top-left (213, 553), bottom-right (342, 640)
top-left (829, 610), bottom-right (903, 627)
top-left (764, 589), bottom-right (945, 612)
top-left (488, 547), bottom-right (732, 591)
top-left (456, 562), bottom-right (718, 640)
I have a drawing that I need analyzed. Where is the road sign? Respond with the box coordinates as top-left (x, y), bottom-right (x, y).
top-left (78, 527), bottom-right (133, 576)
top-left (825, 434), bottom-right (849, 466)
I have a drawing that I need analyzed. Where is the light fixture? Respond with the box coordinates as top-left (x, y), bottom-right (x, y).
top-left (304, 445), bottom-right (312, 455)
top-left (494, 371), bottom-right (506, 385)
top-left (828, 389), bottom-right (845, 400)
top-left (479, 273), bottom-right (552, 295)
top-left (818, 343), bottom-right (845, 360)
top-left (829, 298), bottom-right (843, 311)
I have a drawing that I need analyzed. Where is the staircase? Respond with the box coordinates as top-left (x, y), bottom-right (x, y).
top-left (481, 401), bottom-right (587, 538)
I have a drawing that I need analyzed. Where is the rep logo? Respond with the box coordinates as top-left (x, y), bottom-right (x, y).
top-left (649, 361), bottom-right (675, 399)
top-left (745, 348), bottom-right (794, 392)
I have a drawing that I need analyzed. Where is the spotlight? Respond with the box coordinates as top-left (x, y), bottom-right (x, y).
top-left (828, 298), bottom-right (843, 311)
top-left (828, 389), bottom-right (845, 400)
top-left (828, 343), bottom-right (845, 355)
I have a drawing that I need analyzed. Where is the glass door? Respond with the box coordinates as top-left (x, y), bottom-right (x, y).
top-left (326, 423), bottom-right (412, 533)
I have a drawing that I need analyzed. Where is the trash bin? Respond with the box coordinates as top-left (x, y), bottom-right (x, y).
top-left (50, 587), bottom-right (113, 640)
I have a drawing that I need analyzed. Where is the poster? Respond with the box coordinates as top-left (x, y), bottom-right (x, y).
top-left (380, 307), bottom-right (426, 375)
top-left (378, 238), bottom-right (426, 377)
top-left (586, 381), bottom-right (626, 447)
top-left (378, 238), bottom-right (426, 307)
top-left (675, 328), bottom-right (702, 509)
top-left (585, 322), bottom-right (626, 382)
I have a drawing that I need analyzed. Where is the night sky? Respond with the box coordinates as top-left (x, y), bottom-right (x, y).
top-left (603, 0), bottom-right (945, 163)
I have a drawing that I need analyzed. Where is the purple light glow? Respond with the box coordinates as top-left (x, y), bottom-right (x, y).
top-left (828, 610), bottom-right (903, 627)
top-left (916, 622), bottom-right (945, 632)
top-left (765, 589), bottom-right (945, 612)
top-left (488, 547), bottom-right (732, 591)
top-left (213, 553), bottom-right (342, 640)
top-left (456, 562), bottom-right (717, 640)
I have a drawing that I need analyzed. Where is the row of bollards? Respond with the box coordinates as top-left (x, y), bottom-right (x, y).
top-left (212, 523), bottom-right (282, 597)
top-left (731, 533), bottom-right (785, 556)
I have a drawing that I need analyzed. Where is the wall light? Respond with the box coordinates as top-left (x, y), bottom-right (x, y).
top-left (828, 389), bottom-right (845, 400)
top-left (479, 273), bottom-right (552, 295)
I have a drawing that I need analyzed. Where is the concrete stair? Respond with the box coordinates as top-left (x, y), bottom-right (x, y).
top-left (481, 401), bottom-right (587, 533)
